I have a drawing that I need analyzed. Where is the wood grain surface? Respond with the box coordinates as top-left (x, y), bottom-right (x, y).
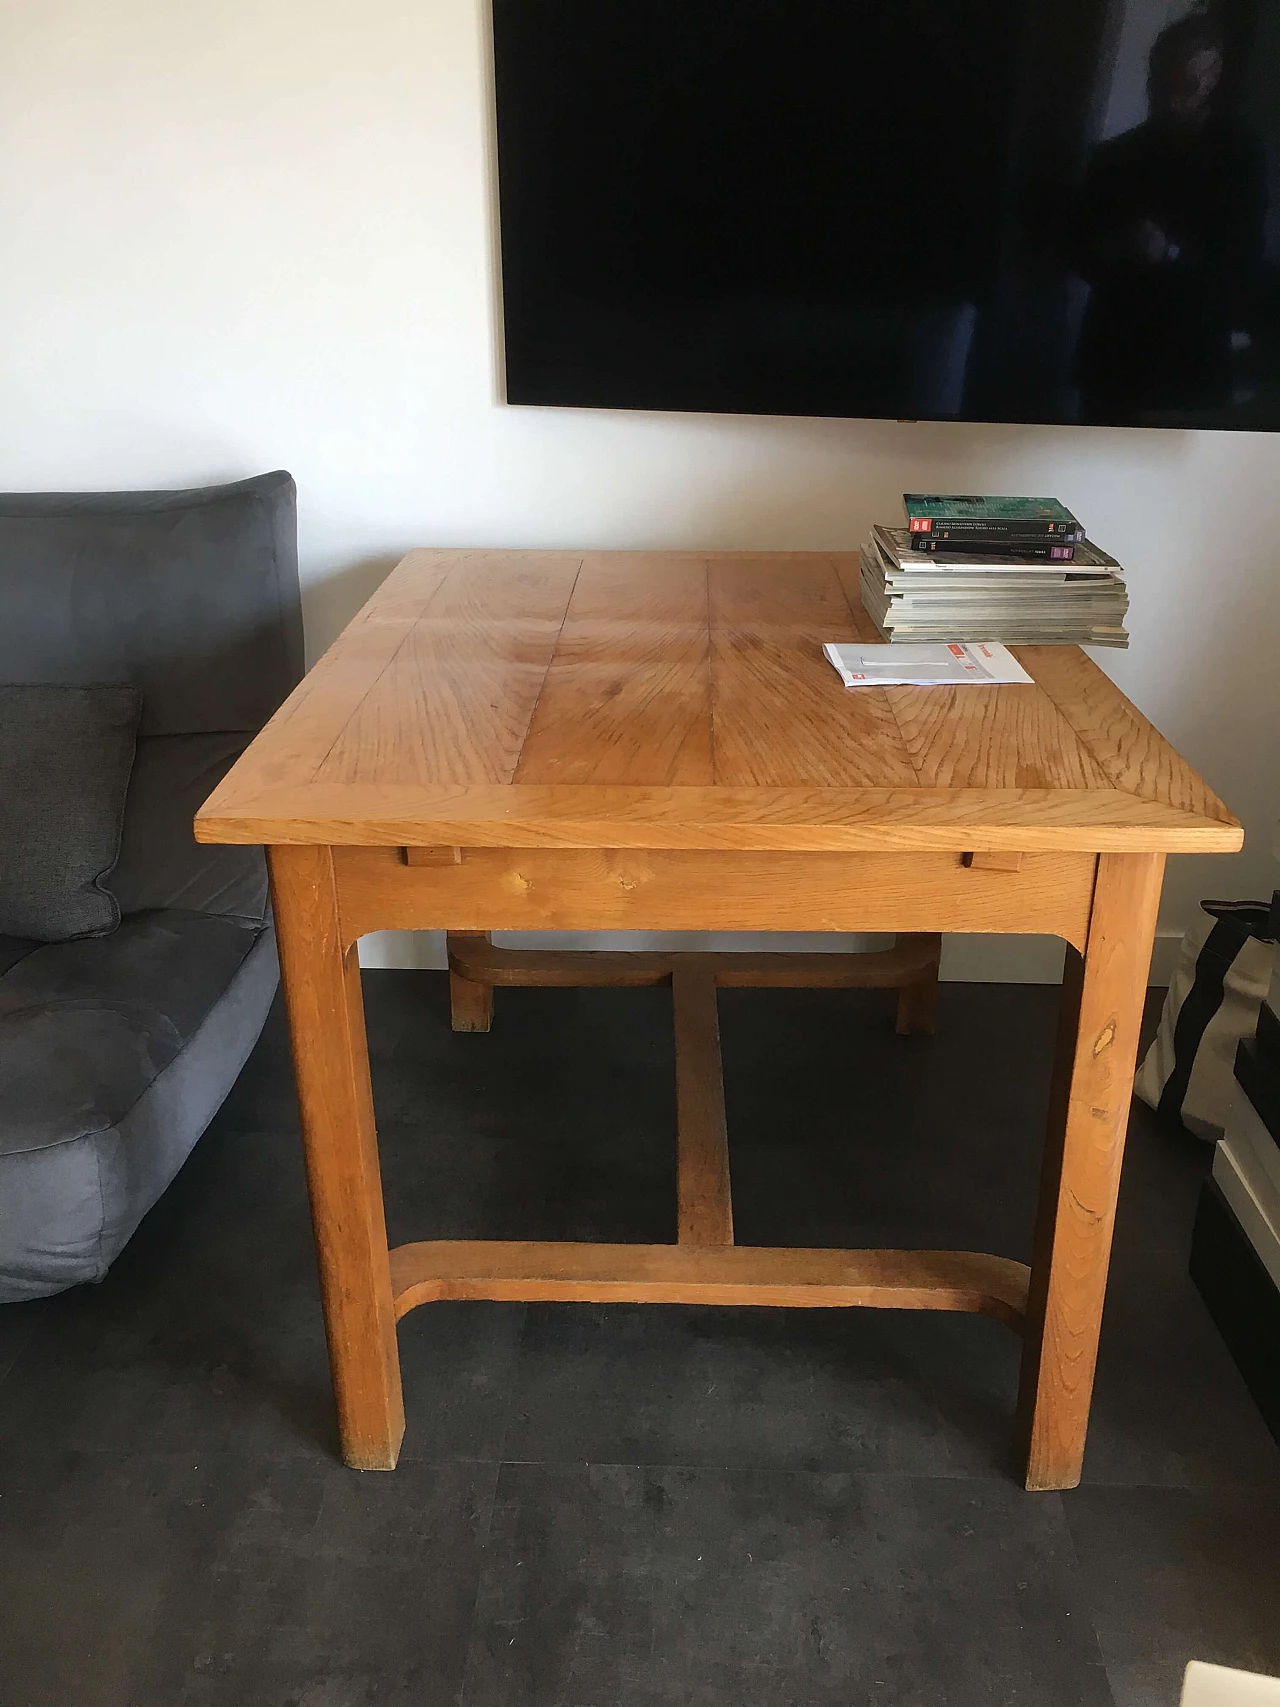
top-left (331, 844), bottom-right (1098, 947)
top-left (316, 552), bottom-right (581, 786)
top-left (1017, 850), bottom-right (1166, 1490)
top-left (196, 550), bottom-right (1241, 854)
top-left (516, 553), bottom-right (714, 785)
top-left (446, 929), bottom-right (494, 1033)
top-left (707, 555), bottom-right (917, 787)
top-left (227, 552), bottom-right (1240, 1487)
top-left (267, 846), bottom-right (405, 1470)
top-left (442, 934), bottom-right (943, 990)
top-left (672, 966), bottom-right (734, 1246)
top-left (388, 1240), bottom-right (1031, 1327)
top-left (1014, 645), bottom-right (1239, 824)
top-left (196, 782), bottom-right (1234, 852)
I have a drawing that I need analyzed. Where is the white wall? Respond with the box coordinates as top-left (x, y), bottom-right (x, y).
top-left (2, 0), bottom-right (1277, 979)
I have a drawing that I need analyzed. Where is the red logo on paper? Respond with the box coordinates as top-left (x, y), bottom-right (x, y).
top-left (909, 517), bottom-right (932, 532)
top-left (947, 643), bottom-right (965, 657)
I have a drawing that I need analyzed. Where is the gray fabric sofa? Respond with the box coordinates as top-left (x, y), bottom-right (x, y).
top-left (0, 472), bottom-right (303, 1301)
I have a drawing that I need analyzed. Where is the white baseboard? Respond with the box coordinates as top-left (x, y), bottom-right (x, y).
top-left (359, 929), bottom-right (450, 970)
top-left (1149, 930), bottom-right (1183, 986)
top-left (937, 934), bottom-right (1064, 983)
top-left (359, 927), bottom-right (1185, 985)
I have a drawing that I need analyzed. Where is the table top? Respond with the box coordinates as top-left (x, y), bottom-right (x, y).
top-left (195, 549), bottom-right (1242, 854)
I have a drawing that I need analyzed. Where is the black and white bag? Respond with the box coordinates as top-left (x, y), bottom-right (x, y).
top-left (1135, 898), bottom-right (1278, 1141)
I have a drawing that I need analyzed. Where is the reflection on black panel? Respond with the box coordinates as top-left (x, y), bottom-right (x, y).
top-left (493, 0), bottom-right (1280, 429)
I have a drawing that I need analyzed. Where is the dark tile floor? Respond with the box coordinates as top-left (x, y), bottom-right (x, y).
top-left (1, 973), bottom-right (1277, 1707)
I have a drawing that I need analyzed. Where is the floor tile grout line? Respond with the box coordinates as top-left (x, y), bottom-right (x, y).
top-left (452, 1456), bottom-right (505, 1707)
top-left (0, 1316), bottom-right (41, 1395)
top-left (484, 1299), bottom-right (530, 1472)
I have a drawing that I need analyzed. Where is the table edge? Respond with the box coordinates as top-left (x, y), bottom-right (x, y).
top-left (194, 782), bottom-right (1243, 853)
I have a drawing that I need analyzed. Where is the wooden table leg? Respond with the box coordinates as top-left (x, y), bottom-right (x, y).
top-left (447, 931), bottom-right (495, 1032)
top-left (894, 933), bottom-right (941, 1036)
top-left (1017, 851), bottom-right (1164, 1491)
top-left (268, 845), bottom-right (405, 1470)
top-left (672, 966), bottom-right (734, 1246)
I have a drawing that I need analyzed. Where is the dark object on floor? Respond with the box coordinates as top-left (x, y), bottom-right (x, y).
top-left (0, 472), bottom-right (302, 1300)
top-left (1191, 1180), bottom-right (1280, 1444)
top-left (1236, 1034), bottom-right (1280, 1139)
top-left (1135, 899), bottom-right (1276, 1141)
top-left (1192, 965), bottom-right (1280, 1443)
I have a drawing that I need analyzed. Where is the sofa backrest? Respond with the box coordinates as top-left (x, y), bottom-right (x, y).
top-left (0, 472), bottom-right (302, 735)
top-left (0, 472), bottom-right (303, 924)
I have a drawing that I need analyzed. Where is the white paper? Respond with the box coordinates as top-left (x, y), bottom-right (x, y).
top-left (1182, 1662), bottom-right (1280, 1707)
top-left (823, 641), bottom-right (1034, 687)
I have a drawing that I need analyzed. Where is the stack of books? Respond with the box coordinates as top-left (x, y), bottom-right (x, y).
top-left (860, 495), bottom-right (1130, 648)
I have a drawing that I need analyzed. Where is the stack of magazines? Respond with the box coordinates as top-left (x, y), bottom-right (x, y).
top-left (860, 495), bottom-right (1129, 648)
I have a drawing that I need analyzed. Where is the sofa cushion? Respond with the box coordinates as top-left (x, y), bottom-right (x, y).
top-left (0, 911), bottom-right (278, 1300)
top-left (0, 909), bottom-right (262, 1158)
top-left (0, 471), bottom-right (302, 736)
top-left (112, 734), bottom-right (268, 923)
top-left (0, 683), bottom-right (141, 941)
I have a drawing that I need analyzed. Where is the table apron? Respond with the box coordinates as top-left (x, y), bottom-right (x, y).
top-left (329, 845), bottom-right (1097, 950)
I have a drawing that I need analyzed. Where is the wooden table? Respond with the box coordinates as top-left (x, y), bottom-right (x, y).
top-left (196, 549), bottom-right (1242, 1489)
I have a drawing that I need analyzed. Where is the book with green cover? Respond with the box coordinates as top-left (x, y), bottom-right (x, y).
top-left (903, 494), bottom-right (1082, 539)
